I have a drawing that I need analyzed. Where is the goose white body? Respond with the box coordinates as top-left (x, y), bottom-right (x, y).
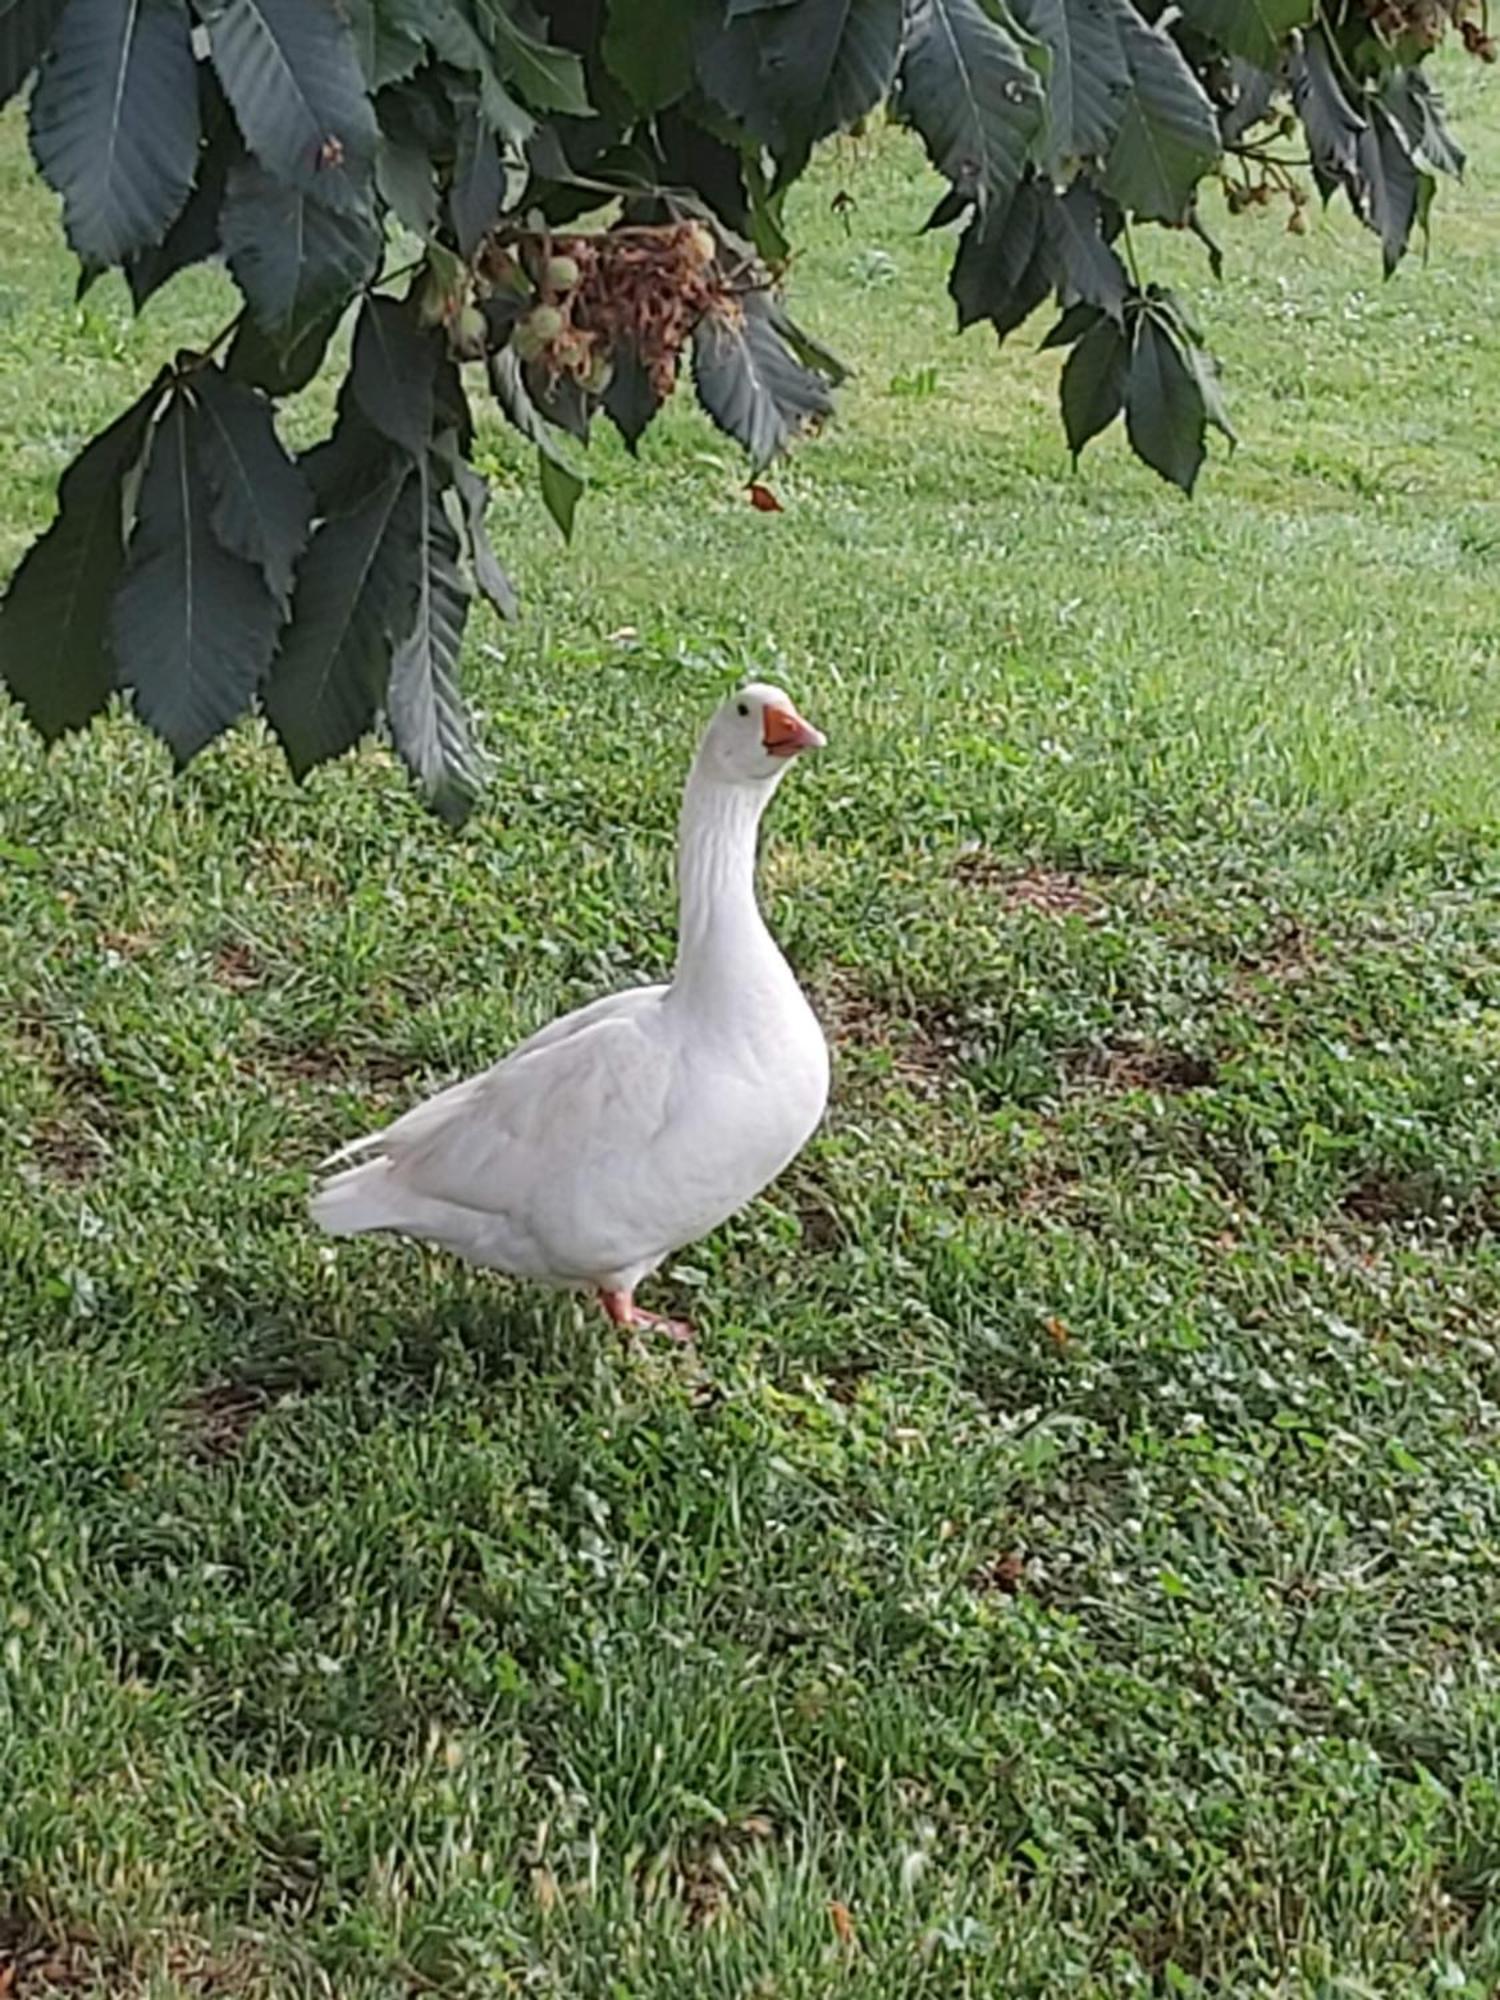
top-left (310, 684), bottom-right (830, 1325)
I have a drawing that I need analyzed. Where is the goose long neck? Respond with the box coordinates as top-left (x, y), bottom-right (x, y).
top-left (672, 762), bottom-right (777, 998)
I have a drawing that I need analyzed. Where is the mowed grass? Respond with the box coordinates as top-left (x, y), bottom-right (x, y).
top-left (2, 53), bottom-right (1500, 1995)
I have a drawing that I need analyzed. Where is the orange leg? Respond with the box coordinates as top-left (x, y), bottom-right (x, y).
top-left (597, 1288), bottom-right (695, 1345)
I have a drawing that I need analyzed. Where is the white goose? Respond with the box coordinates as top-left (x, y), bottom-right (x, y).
top-left (310, 683), bottom-right (830, 1339)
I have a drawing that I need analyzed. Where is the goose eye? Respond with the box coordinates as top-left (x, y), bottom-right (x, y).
top-left (736, 702), bottom-right (749, 718)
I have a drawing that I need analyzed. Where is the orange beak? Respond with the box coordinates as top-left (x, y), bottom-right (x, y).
top-left (763, 704), bottom-right (826, 758)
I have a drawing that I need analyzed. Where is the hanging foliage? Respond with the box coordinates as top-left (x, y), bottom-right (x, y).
top-left (0, 0), bottom-right (1487, 817)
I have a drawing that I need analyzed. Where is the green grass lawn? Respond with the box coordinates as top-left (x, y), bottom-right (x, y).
top-left (3, 59), bottom-right (1500, 1997)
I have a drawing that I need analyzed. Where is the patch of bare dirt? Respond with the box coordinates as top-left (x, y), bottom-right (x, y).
top-left (1342, 1172), bottom-right (1498, 1243)
top-left (814, 973), bottom-right (967, 1098)
top-left (1066, 1040), bottom-right (1218, 1093)
top-left (175, 1382), bottom-right (277, 1465)
top-left (639, 1815), bottom-right (777, 1929)
top-left (951, 852), bottom-right (1102, 919)
top-left (261, 1043), bottom-right (420, 1093)
top-left (29, 1118), bottom-right (107, 1187)
top-left (969, 1550), bottom-right (1029, 1596)
top-left (210, 941), bottom-right (263, 991)
top-left (0, 1915), bottom-right (262, 1996)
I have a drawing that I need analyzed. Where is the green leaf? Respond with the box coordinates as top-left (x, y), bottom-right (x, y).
top-left (1357, 98), bottom-right (1419, 274)
top-left (1124, 309), bottom-right (1204, 493)
top-left (422, 0), bottom-right (536, 145)
top-left (1185, 336), bottom-right (1233, 442)
top-left (487, 344), bottom-right (583, 473)
top-left (601, 0), bottom-right (692, 112)
top-left (1101, 0), bottom-right (1220, 223)
top-left (691, 290), bottom-right (835, 472)
top-left (198, 0), bottom-right (378, 211)
top-left (449, 95), bottom-right (503, 255)
top-left (599, 341), bottom-right (664, 453)
top-left (29, 0), bottom-right (200, 267)
top-left (375, 134), bottom-right (439, 237)
top-left (225, 300), bottom-right (345, 394)
top-left (190, 363), bottom-right (313, 612)
top-left (1046, 179), bottom-right (1126, 316)
top-left (263, 463), bottom-right (414, 776)
top-left (449, 456), bottom-right (518, 620)
top-left (0, 0), bottom-right (64, 110)
top-left (896, 0), bottom-right (1044, 215)
top-left (1221, 52), bottom-right (1276, 145)
top-left (343, 0), bottom-right (424, 88)
top-left (1178, 0), bottom-right (1311, 75)
top-left (948, 173), bottom-right (1054, 339)
top-left (125, 80), bottom-right (240, 309)
top-left (221, 156), bottom-right (380, 335)
top-left (1290, 33), bottom-right (1363, 187)
top-left (1039, 297), bottom-right (1101, 347)
top-left (386, 468), bottom-right (482, 822)
top-left (538, 446), bottom-right (582, 541)
top-left (473, 0), bottom-right (591, 114)
top-left (1384, 69), bottom-right (1463, 180)
top-left (696, 0), bottom-right (904, 163)
top-left (350, 293), bottom-right (444, 459)
top-left (111, 390), bottom-right (282, 762)
top-left (1008, 0), bottom-right (1128, 171)
top-left (1060, 312), bottom-right (1127, 459)
top-left (0, 376), bottom-right (160, 740)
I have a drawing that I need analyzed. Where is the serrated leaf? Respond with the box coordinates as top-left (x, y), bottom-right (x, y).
top-left (766, 297), bottom-right (850, 385)
top-left (1060, 311), bottom-right (1127, 458)
top-left (1039, 297), bottom-right (1102, 348)
top-left (1357, 98), bottom-right (1418, 273)
top-left (300, 398), bottom-right (404, 516)
top-left (1385, 68), bottom-right (1463, 179)
top-left (0, 0), bottom-right (64, 109)
top-left (1220, 53), bottom-right (1277, 145)
top-left (1290, 32), bottom-right (1363, 185)
top-left (125, 80), bottom-right (240, 309)
top-left (376, 133), bottom-right (438, 237)
top-left (538, 446), bottom-right (582, 540)
top-left (350, 293), bottom-right (443, 458)
top-left (1124, 309), bottom-right (1204, 492)
top-left (191, 363), bottom-right (312, 611)
top-left (1178, 0), bottom-right (1311, 74)
top-left (343, 0), bottom-right (423, 88)
top-left (696, 0), bottom-right (904, 162)
top-left (449, 96), bottom-right (503, 255)
top-left (948, 173), bottom-right (1053, 338)
top-left (1185, 337), bottom-right (1233, 442)
top-left (387, 467), bottom-right (482, 822)
top-left (487, 344), bottom-right (582, 474)
top-left (599, 340), bottom-right (664, 451)
top-left (691, 291), bottom-right (834, 472)
top-left (1101, 0), bottom-right (1220, 223)
top-left (601, 0), bottom-right (691, 111)
top-left (474, 0), bottom-right (590, 114)
top-left (225, 300), bottom-right (344, 394)
top-left (0, 376), bottom-right (159, 739)
top-left (896, 0), bottom-right (1044, 214)
top-left (111, 390), bottom-right (282, 762)
top-left (221, 155), bottom-right (380, 334)
top-left (263, 463), bottom-right (413, 775)
top-left (422, 0), bottom-right (535, 145)
top-left (449, 456), bottom-right (518, 619)
top-left (29, 0), bottom-right (200, 268)
top-left (1046, 179), bottom-right (1127, 316)
top-left (1009, 0), bottom-right (1128, 169)
top-left (199, 0), bottom-right (377, 210)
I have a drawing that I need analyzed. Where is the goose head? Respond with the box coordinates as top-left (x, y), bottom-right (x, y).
top-left (696, 683), bottom-right (826, 787)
